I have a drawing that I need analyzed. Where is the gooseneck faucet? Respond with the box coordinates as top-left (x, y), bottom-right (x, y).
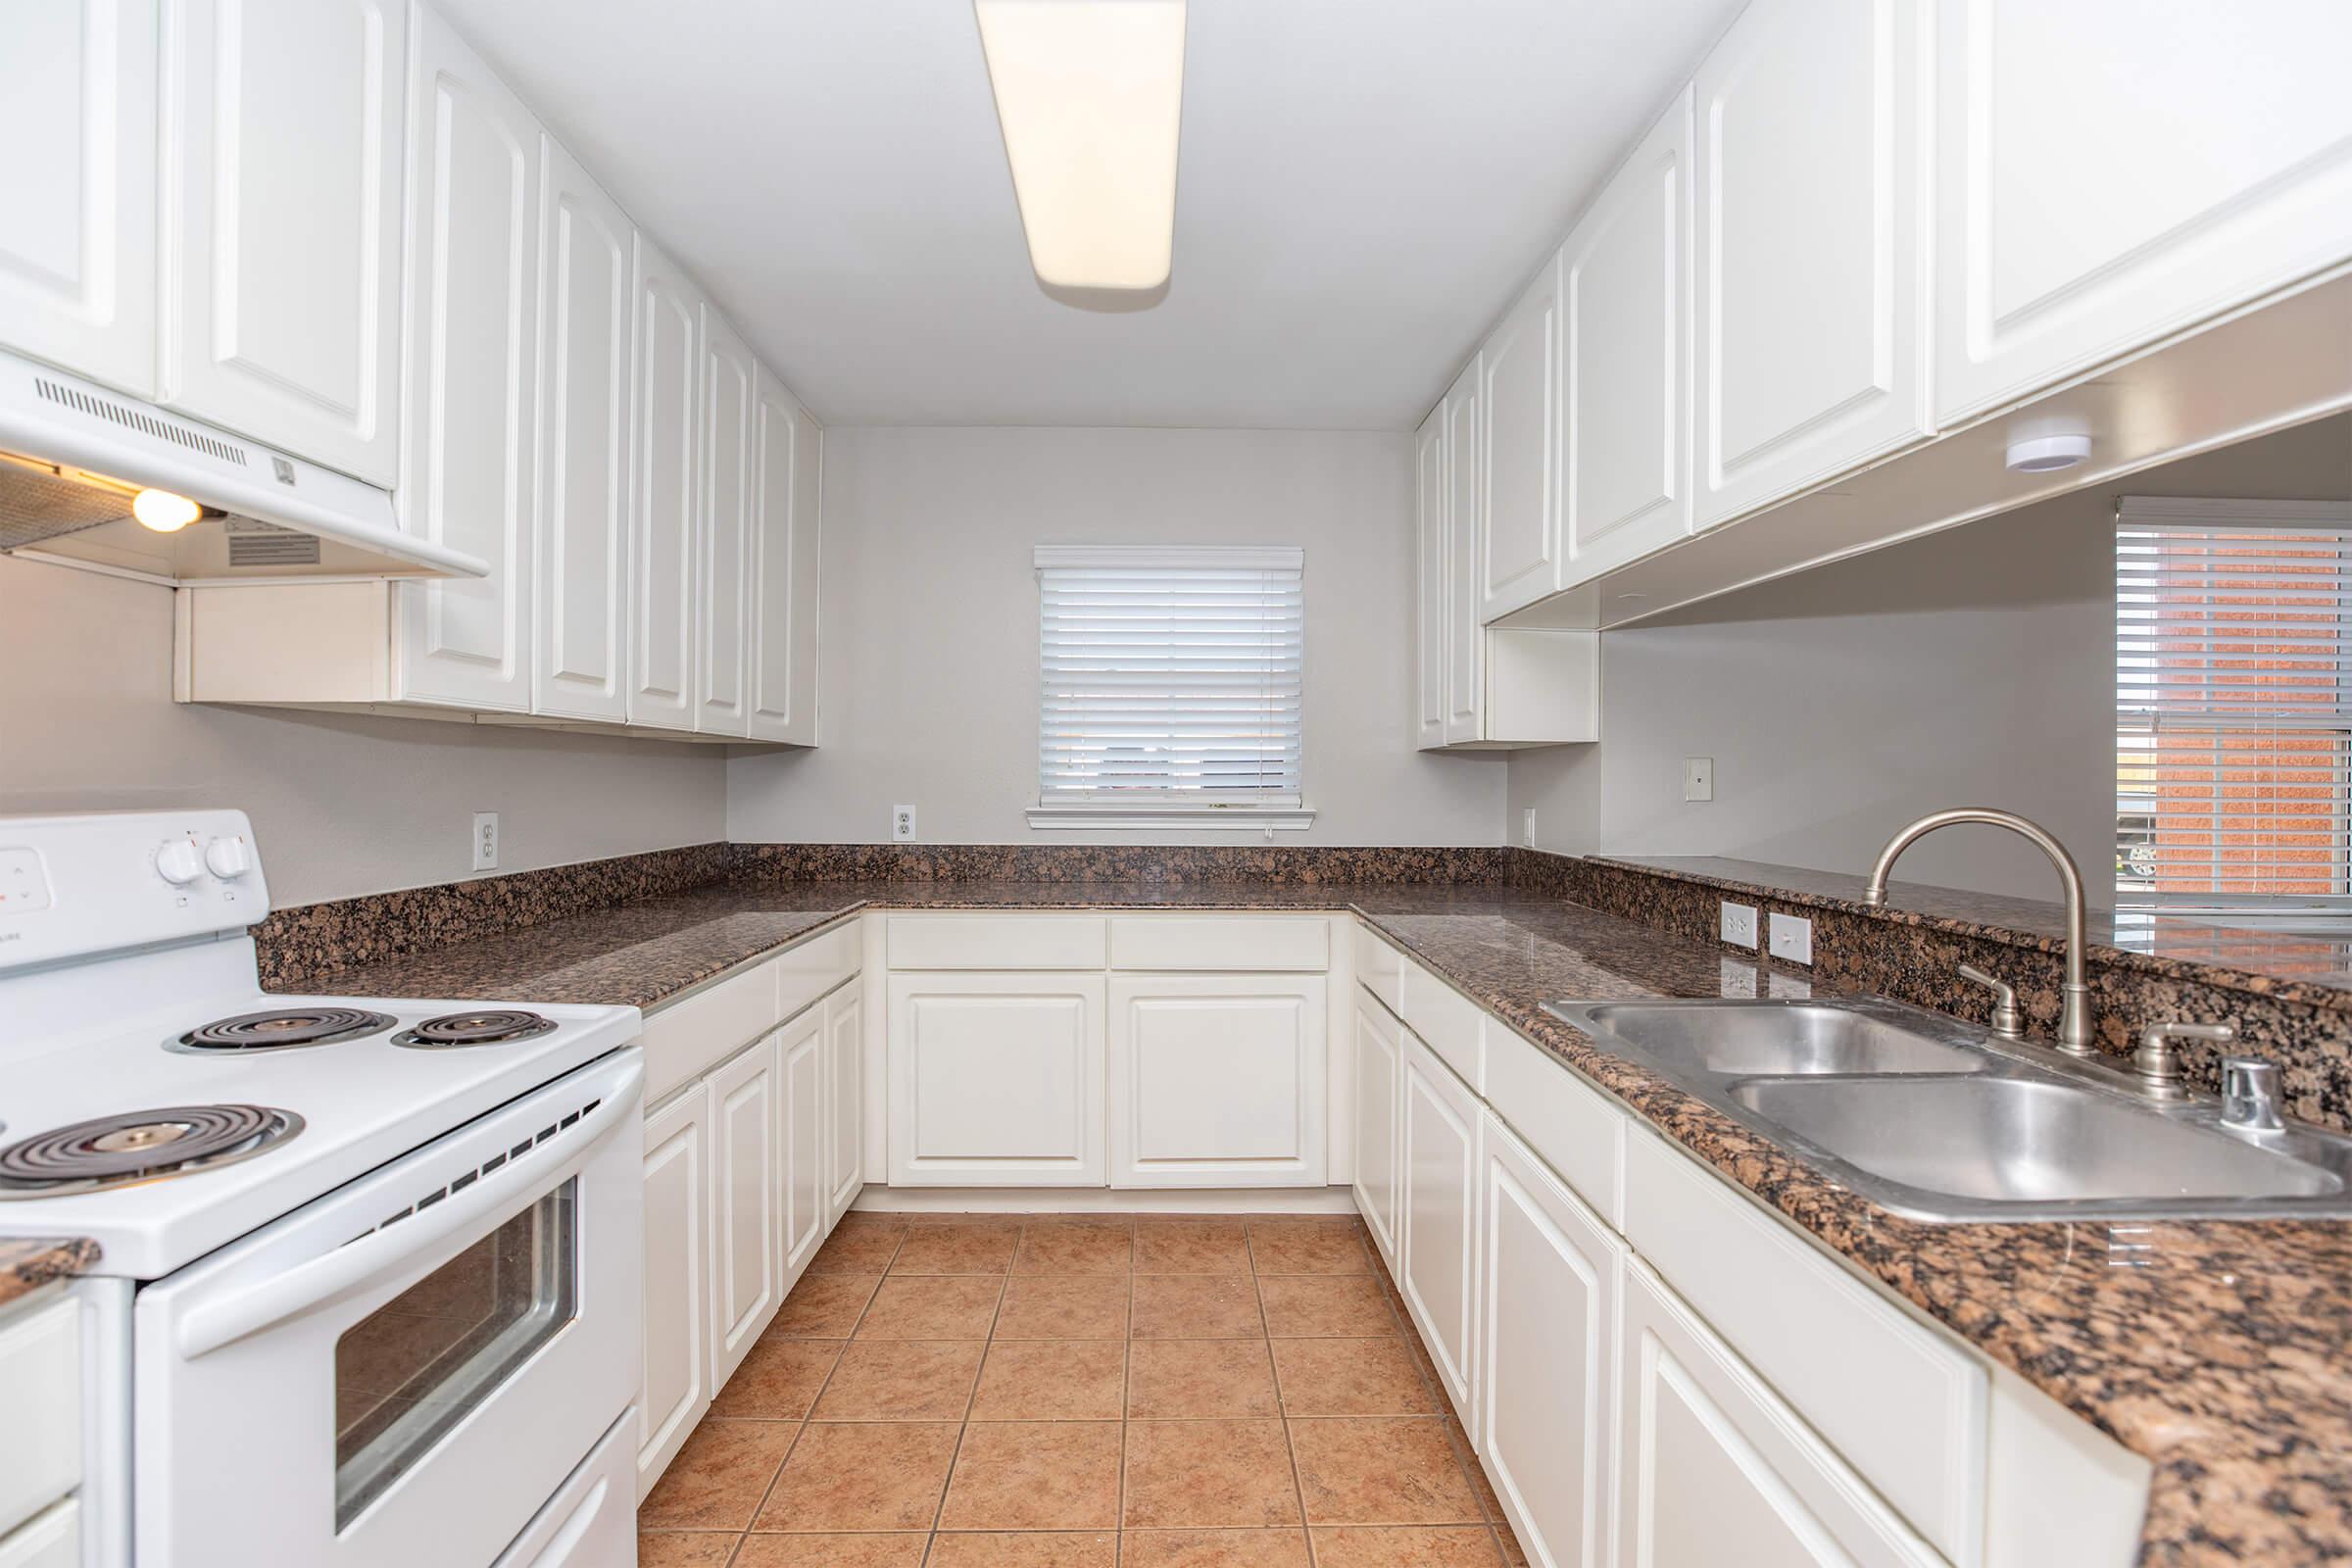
top-left (1861, 808), bottom-right (2096, 1055)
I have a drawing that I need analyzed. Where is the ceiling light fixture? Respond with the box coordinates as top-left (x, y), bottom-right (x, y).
top-left (974, 0), bottom-right (1187, 292)
top-left (131, 488), bottom-right (203, 533)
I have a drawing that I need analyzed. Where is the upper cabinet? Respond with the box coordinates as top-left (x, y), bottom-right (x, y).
top-left (748, 367), bottom-right (820, 746)
top-left (161, 0), bottom-right (407, 485)
top-left (1478, 256), bottom-right (1562, 620)
top-left (0, 0), bottom-right (159, 398)
top-left (1692, 0), bottom-right (1931, 530)
top-left (627, 234), bottom-right (704, 735)
top-left (694, 305), bottom-right (756, 738)
top-left (1934, 0), bottom-right (2352, 423)
top-left (1412, 404), bottom-right (1447, 752)
top-left (1441, 358), bottom-right (1483, 747)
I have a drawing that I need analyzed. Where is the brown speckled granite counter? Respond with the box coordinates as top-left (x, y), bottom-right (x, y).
top-left (0, 1237), bottom-right (98, 1307)
top-left (274, 876), bottom-right (2352, 1565)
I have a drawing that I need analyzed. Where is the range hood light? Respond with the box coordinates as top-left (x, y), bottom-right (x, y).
top-left (132, 488), bottom-right (203, 533)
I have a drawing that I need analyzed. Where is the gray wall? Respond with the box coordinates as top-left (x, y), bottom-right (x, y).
top-left (0, 554), bottom-right (728, 907)
top-left (727, 426), bottom-right (1506, 845)
top-left (1507, 415), bottom-right (2352, 905)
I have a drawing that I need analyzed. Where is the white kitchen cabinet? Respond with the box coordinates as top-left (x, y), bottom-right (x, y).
top-left (1400, 1031), bottom-right (1481, 1417)
top-left (888, 971), bottom-right (1107, 1187)
top-left (1412, 403), bottom-right (1447, 751)
top-left (1935, 0), bottom-right (2352, 424)
top-left (391, 4), bottom-right (540, 712)
top-left (1351, 987), bottom-right (1403, 1268)
top-left (1442, 357), bottom-right (1483, 747)
top-left (161, 0), bottom-right (406, 483)
top-left (777, 1004), bottom-right (826, 1279)
top-left (627, 234), bottom-right (702, 732)
top-left (0, 1501), bottom-right (78, 1568)
top-left (1561, 90), bottom-right (1692, 585)
top-left (693, 305), bottom-right (755, 738)
top-left (1106, 973), bottom-right (1328, 1188)
top-left (823, 986), bottom-right (863, 1223)
top-left (1480, 1113), bottom-right (1621, 1568)
top-left (1480, 255), bottom-right (1562, 619)
top-left (748, 366), bottom-right (820, 745)
top-left (532, 136), bottom-right (634, 723)
top-left (637, 1083), bottom-right (710, 1494)
top-left (709, 1036), bottom-right (781, 1388)
top-left (0, 0), bottom-right (157, 396)
top-left (1693, 0), bottom-right (1931, 529)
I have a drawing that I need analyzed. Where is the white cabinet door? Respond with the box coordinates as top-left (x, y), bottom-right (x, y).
top-left (1936, 0), bottom-right (2352, 423)
top-left (1400, 1032), bottom-right (1480, 1416)
top-left (0, 0), bottom-right (157, 396)
top-left (161, 0), bottom-right (405, 482)
top-left (1412, 402), bottom-right (1446, 752)
top-left (778, 1005), bottom-right (826, 1280)
top-left (532, 136), bottom-right (633, 722)
top-left (888, 971), bottom-right (1106, 1187)
top-left (747, 366), bottom-right (819, 745)
top-left (1441, 358), bottom-right (1482, 746)
top-left (1480, 253), bottom-right (1562, 620)
top-left (709, 1036), bottom-right (781, 1389)
top-left (637, 1085), bottom-right (710, 1494)
top-left (1107, 973), bottom-right (1328, 1189)
top-left (1616, 1261), bottom-right (1939, 1568)
top-left (1693, 0), bottom-right (1930, 530)
top-left (823, 986), bottom-right (863, 1223)
top-left (694, 305), bottom-right (754, 737)
top-left (392, 5), bottom-right (538, 712)
top-left (1561, 90), bottom-right (1692, 587)
top-left (1351, 988), bottom-right (1402, 1268)
top-left (1480, 1113), bottom-right (1621, 1568)
top-left (627, 234), bottom-right (700, 732)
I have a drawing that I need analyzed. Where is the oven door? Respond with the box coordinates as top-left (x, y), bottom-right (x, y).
top-left (133, 1050), bottom-right (643, 1568)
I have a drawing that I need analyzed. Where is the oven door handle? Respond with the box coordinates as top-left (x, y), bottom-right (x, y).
top-left (175, 1055), bottom-right (643, 1360)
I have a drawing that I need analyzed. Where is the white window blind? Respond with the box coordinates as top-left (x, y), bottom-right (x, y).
top-left (2116, 497), bottom-right (2352, 913)
top-left (1036, 545), bottom-right (1303, 808)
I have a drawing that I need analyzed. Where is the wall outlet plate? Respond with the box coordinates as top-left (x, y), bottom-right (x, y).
top-left (892, 805), bottom-right (916, 843)
top-left (1684, 757), bottom-right (1714, 802)
top-left (1720, 901), bottom-right (1758, 949)
top-left (1768, 910), bottom-right (1813, 965)
top-left (471, 811), bottom-right (499, 871)
top-left (1521, 807), bottom-right (1536, 848)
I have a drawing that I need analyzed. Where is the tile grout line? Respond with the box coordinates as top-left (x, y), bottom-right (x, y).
top-left (1254, 1223), bottom-right (1327, 1566)
top-left (1366, 1231), bottom-right (1513, 1563)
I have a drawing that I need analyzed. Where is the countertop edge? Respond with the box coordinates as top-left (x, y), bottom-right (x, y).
top-left (0, 1236), bottom-right (100, 1308)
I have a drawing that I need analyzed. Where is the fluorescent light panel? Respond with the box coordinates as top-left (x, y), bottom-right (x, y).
top-left (975, 0), bottom-right (1186, 291)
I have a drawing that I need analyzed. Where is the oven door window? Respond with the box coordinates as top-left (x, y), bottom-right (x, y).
top-left (334, 1179), bottom-right (579, 1529)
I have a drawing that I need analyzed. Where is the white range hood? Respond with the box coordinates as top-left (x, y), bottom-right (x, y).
top-left (0, 348), bottom-right (486, 585)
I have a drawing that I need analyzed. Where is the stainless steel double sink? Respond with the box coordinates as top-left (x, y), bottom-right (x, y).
top-left (1541, 996), bottom-right (2352, 1221)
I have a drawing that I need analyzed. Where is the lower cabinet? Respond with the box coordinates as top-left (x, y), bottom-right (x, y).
top-left (636, 1085), bottom-right (710, 1490)
top-left (1107, 973), bottom-right (1328, 1188)
top-left (778, 1006), bottom-right (827, 1277)
top-left (823, 988), bottom-right (864, 1224)
top-left (887, 972), bottom-right (1107, 1186)
top-left (709, 1036), bottom-right (782, 1389)
top-left (1399, 1032), bottom-right (1481, 1418)
top-left (1351, 989), bottom-right (1403, 1268)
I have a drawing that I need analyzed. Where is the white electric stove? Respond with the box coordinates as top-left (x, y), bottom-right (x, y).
top-left (0, 810), bottom-right (647, 1568)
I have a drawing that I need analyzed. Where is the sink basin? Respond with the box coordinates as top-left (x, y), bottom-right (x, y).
top-left (1565, 1001), bottom-right (1988, 1077)
top-left (1730, 1076), bottom-right (2342, 1205)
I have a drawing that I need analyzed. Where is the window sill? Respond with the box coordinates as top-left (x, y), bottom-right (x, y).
top-left (1025, 802), bottom-right (1319, 832)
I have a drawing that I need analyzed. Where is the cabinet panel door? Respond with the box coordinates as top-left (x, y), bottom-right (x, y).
top-left (0, 0), bottom-right (158, 395)
top-left (1479, 253), bottom-right (1561, 619)
top-left (778, 1007), bottom-right (826, 1278)
top-left (1936, 0), bottom-right (2352, 423)
top-left (824, 988), bottom-right (863, 1223)
top-left (1441, 358), bottom-right (1482, 746)
top-left (747, 367), bottom-right (818, 744)
top-left (1400, 1034), bottom-right (1480, 1415)
top-left (1562, 91), bottom-right (1692, 587)
top-left (694, 306), bottom-right (754, 737)
top-left (710, 1036), bottom-right (781, 1388)
top-left (392, 6), bottom-right (538, 712)
top-left (1412, 403), bottom-right (1446, 752)
top-left (888, 972), bottom-right (1106, 1187)
top-left (638, 1086), bottom-right (710, 1494)
top-left (161, 0), bottom-right (404, 482)
top-left (1694, 0), bottom-right (1930, 530)
top-left (1481, 1114), bottom-right (1620, 1568)
top-left (1351, 989), bottom-right (1402, 1268)
top-left (1107, 973), bottom-right (1327, 1188)
top-left (627, 235), bottom-right (699, 731)
top-left (532, 136), bottom-right (632, 722)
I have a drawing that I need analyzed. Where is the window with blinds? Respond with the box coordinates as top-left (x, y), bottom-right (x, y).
top-left (1036, 546), bottom-right (1304, 808)
top-left (2116, 497), bottom-right (2352, 914)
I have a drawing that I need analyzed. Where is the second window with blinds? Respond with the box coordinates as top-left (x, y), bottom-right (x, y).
top-left (1029, 546), bottom-right (1311, 830)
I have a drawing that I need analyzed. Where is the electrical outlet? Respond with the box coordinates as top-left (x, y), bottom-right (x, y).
top-left (1768, 910), bottom-right (1814, 965)
top-left (1683, 757), bottom-right (1714, 802)
top-left (1720, 901), bottom-right (1758, 949)
top-left (471, 811), bottom-right (499, 871)
top-left (1520, 808), bottom-right (1536, 848)
top-left (892, 805), bottom-right (916, 843)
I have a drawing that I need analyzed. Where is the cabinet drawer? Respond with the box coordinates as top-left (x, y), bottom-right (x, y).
top-left (0, 1498), bottom-right (79, 1568)
top-left (1352, 921), bottom-right (1404, 1015)
top-left (775, 922), bottom-right (859, 1021)
top-left (1400, 959), bottom-right (1484, 1088)
top-left (887, 914), bottom-right (1107, 971)
top-left (642, 961), bottom-right (780, 1104)
top-left (1624, 1129), bottom-right (1986, 1564)
top-left (1109, 914), bottom-right (1329, 972)
top-left (0, 1295), bottom-right (79, 1540)
top-left (1483, 1026), bottom-right (1625, 1228)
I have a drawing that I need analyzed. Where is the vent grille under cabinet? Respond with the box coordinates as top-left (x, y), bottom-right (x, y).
top-left (32, 378), bottom-right (252, 466)
top-left (224, 517), bottom-right (320, 567)
top-left (343, 1098), bottom-right (603, 1248)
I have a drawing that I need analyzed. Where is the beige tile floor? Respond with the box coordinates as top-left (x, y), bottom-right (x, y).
top-left (639, 1212), bottom-right (1528, 1567)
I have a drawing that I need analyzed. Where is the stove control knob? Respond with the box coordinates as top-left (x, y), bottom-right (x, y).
top-left (204, 835), bottom-right (252, 881)
top-left (155, 838), bottom-right (204, 886)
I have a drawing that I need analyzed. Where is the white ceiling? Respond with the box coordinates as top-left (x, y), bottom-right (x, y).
top-left (437, 0), bottom-right (1743, 428)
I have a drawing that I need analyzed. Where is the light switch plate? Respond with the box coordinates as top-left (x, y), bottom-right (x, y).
top-left (471, 811), bottom-right (499, 871)
top-left (1684, 757), bottom-right (1714, 802)
top-left (1720, 901), bottom-right (1758, 949)
top-left (892, 805), bottom-right (916, 842)
top-left (1521, 808), bottom-right (1536, 848)
top-left (1768, 910), bottom-right (1813, 965)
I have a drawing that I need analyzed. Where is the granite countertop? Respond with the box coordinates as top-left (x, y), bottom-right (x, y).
top-left (0, 1236), bottom-right (99, 1308)
top-left (279, 877), bottom-right (2352, 1565)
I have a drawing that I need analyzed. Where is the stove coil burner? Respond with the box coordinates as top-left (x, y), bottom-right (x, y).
top-left (393, 1009), bottom-right (560, 1050)
top-left (0, 1103), bottom-right (304, 1199)
top-left (174, 1007), bottom-right (396, 1054)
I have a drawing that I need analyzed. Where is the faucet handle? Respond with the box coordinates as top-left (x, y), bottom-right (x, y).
top-left (2220, 1055), bottom-right (2285, 1135)
top-left (1956, 964), bottom-right (2022, 1040)
top-left (2134, 1020), bottom-right (2234, 1098)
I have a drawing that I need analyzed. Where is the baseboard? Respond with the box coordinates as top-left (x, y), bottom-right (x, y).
top-left (850, 1183), bottom-right (1361, 1215)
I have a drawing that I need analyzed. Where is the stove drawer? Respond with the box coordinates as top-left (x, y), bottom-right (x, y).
top-left (0, 1293), bottom-right (78, 1539)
